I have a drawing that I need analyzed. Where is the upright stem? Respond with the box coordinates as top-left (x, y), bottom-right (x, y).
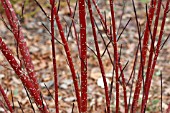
top-left (79, 0), bottom-right (87, 112)
top-left (87, 0), bottom-right (110, 112)
top-left (50, 0), bottom-right (59, 112)
top-left (141, 0), bottom-right (162, 112)
top-left (118, 64), bottom-right (128, 113)
top-left (131, 0), bottom-right (156, 112)
top-left (52, 4), bottom-right (81, 112)
top-left (109, 0), bottom-right (119, 112)
top-left (143, 0), bottom-right (170, 112)
top-left (92, 1), bottom-right (128, 111)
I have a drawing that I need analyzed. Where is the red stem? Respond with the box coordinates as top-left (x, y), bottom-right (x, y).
top-left (118, 64), bottom-right (128, 113)
top-left (131, 0), bottom-right (156, 112)
top-left (91, 0), bottom-right (108, 32)
top-left (109, 0), bottom-right (120, 112)
top-left (79, 0), bottom-right (87, 112)
top-left (0, 84), bottom-right (13, 113)
top-left (92, 1), bottom-right (128, 111)
top-left (141, 0), bottom-right (162, 112)
top-left (0, 100), bottom-right (8, 113)
top-left (0, 38), bottom-right (49, 113)
top-left (0, 0), bottom-right (39, 91)
top-left (167, 103), bottom-right (170, 113)
top-left (50, 0), bottom-right (59, 112)
top-left (53, 5), bottom-right (81, 112)
top-left (87, 0), bottom-right (110, 112)
top-left (142, 0), bottom-right (170, 112)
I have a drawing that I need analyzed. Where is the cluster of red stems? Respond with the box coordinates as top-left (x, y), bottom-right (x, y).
top-left (0, 0), bottom-right (170, 113)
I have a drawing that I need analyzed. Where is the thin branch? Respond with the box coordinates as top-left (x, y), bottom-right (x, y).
top-left (160, 33), bottom-right (170, 50)
top-left (33, 0), bottom-right (50, 20)
top-left (44, 83), bottom-right (54, 101)
top-left (18, 101), bottom-right (24, 113)
top-left (23, 86), bottom-right (35, 113)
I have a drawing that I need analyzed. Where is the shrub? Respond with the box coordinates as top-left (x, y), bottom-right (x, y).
top-left (0, 0), bottom-right (170, 112)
